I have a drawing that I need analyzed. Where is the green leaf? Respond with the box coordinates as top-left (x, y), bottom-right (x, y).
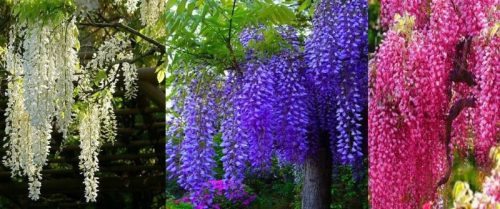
top-left (177, 0), bottom-right (187, 14)
top-left (94, 70), bottom-right (107, 86)
top-left (298, 0), bottom-right (311, 12)
top-left (187, 2), bottom-right (196, 17)
top-left (156, 69), bottom-right (166, 83)
top-left (165, 0), bottom-right (177, 10)
top-left (165, 73), bottom-right (176, 87)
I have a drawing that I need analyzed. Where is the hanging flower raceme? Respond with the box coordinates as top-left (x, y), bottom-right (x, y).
top-left (305, 0), bottom-right (368, 167)
top-left (369, 0), bottom-right (499, 208)
top-left (369, 27), bottom-right (426, 209)
top-left (177, 77), bottom-right (220, 207)
top-left (3, 18), bottom-right (80, 200)
top-left (236, 29), bottom-right (277, 171)
top-left (237, 26), bottom-right (311, 168)
top-left (220, 73), bottom-right (248, 188)
top-left (471, 28), bottom-right (500, 165)
top-left (78, 104), bottom-right (102, 202)
top-left (115, 0), bottom-right (141, 13)
top-left (165, 88), bottom-right (186, 180)
top-left (271, 52), bottom-right (309, 164)
top-left (139, 0), bottom-right (166, 25)
top-left (238, 60), bottom-right (278, 170)
top-left (76, 33), bottom-right (139, 201)
top-left (114, 0), bottom-right (166, 25)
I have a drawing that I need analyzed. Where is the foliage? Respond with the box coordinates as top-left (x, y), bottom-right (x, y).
top-left (166, 200), bottom-right (194, 209)
top-left (166, 164), bottom-right (297, 209)
top-left (368, 0), bottom-right (381, 52)
top-left (12, 0), bottom-right (76, 24)
top-left (449, 146), bottom-right (500, 209)
top-left (162, 0), bottom-right (299, 85)
top-left (330, 165), bottom-right (369, 209)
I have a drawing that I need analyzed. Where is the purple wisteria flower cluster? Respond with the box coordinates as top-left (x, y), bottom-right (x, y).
top-left (166, 0), bottom-right (367, 207)
top-left (166, 77), bottom-right (221, 207)
top-left (305, 0), bottom-right (367, 168)
top-left (220, 73), bottom-right (248, 188)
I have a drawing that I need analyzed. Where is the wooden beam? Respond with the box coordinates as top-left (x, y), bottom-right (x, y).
top-left (138, 81), bottom-right (165, 108)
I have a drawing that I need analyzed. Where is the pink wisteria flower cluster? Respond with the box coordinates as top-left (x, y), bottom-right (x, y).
top-left (369, 0), bottom-right (499, 208)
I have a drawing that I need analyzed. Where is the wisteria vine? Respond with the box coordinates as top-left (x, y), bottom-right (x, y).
top-left (1, 1), bottom-right (141, 202)
top-left (369, 0), bottom-right (499, 208)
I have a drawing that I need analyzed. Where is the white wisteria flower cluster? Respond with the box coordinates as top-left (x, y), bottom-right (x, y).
top-left (115, 0), bottom-right (141, 14)
top-left (115, 0), bottom-right (166, 25)
top-left (139, 0), bottom-right (166, 25)
top-left (3, 16), bottom-right (139, 201)
top-left (76, 33), bottom-right (139, 201)
top-left (80, 32), bottom-right (138, 103)
top-left (122, 58), bottom-right (139, 100)
top-left (3, 18), bottom-right (79, 200)
top-left (78, 104), bottom-right (102, 202)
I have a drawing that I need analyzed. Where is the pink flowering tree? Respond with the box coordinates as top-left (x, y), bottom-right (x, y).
top-left (369, 0), bottom-right (499, 208)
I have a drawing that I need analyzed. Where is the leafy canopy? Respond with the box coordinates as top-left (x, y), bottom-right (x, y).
top-left (162, 0), bottom-right (306, 87)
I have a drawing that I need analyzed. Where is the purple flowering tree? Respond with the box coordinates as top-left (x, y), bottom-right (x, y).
top-left (165, 0), bottom-right (367, 208)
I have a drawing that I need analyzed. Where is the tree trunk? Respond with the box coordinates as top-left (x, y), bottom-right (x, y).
top-left (302, 135), bottom-right (332, 209)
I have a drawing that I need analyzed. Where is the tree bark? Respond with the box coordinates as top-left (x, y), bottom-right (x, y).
top-left (302, 134), bottom-right (332, 209)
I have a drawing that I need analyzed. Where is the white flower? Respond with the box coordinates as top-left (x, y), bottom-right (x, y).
top-left (3, 18), bottom-right (81, 200)
top-left (139, 0), bottom-right (166, 25)
top-left (122, 59), bottom-right (138, 100)
top-left (115, 0), bottom-right (141, 14)
top-left (79, 105), bottom-right (101, 202)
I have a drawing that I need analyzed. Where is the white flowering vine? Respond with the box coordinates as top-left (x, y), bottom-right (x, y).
top-left (3, 18), bottom-right (79, 200)
top-left (115, 0), bottom-right (141, 14)
top-left (2, 20), bottom-right (139, 203)
top-left (1, 0), bottom-right (155, 203)
top-left (76, 32), bottom-right (138, 201)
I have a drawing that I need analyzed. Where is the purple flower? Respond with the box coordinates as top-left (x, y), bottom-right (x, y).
top-left (305, 0), bottom-right (367, 168)
top-left (178, 79), bottom-right (219, 206)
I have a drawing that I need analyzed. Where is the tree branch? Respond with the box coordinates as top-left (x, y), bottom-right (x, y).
top-left (436, 36), bottom-right (478, 192)
top-left (226, 0), bottom-right (242, 74)
top-left (451, 36), bottom-right (476, 86)
top-left (450, 68), bottom-right (476, 86)
top-left (78, 22), bottom-right (166, 52)
top-left (435, 97), bottom-right (476, 190)
top-left (228, 0), bottom-right (237, 44)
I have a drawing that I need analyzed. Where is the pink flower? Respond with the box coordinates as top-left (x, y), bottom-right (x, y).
top-left (370, 0), bottom-right (499, 208)
top-left (422, 201), bottom-right (433, 209)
